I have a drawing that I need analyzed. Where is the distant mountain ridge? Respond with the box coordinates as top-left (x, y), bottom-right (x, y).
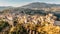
top-left (1, 2), bottom-right (60, 11)
top-left (21, 2), bottom-right (60, 9)
top-left (0, 6), bottom-right (13, 11)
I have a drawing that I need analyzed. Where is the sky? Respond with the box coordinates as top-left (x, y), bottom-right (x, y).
top-left (0, 0), bottom-right (60, 7)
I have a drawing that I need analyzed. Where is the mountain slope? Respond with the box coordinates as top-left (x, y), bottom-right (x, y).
top-left (21, 2), bottom-right (60, 9)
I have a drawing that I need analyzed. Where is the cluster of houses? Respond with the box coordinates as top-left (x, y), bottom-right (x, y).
top-left (0, 13), bottom-right (57, 26)
top-left (0, 13), bottom-right (59, 34)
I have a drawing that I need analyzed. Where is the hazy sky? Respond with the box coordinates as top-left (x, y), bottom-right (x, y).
top-left (0, 0), bottom-right (60, 7)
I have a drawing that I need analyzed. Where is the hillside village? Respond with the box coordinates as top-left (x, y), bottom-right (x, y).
top-left (0, 2), bottom-right (60, 34)
top-left (0, 13), bottom-right (60, 34)
top-left (0, 13), bottom-right (57, 26)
